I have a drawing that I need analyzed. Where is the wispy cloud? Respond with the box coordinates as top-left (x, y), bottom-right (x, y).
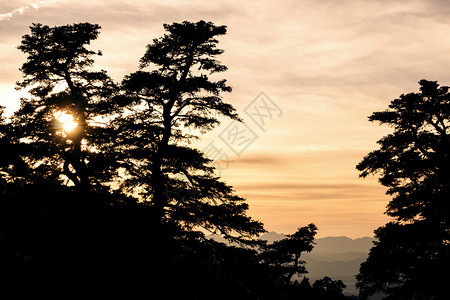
top-left (0, 0), bottom-right (67, 21)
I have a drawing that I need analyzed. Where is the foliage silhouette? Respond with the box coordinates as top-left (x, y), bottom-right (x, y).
top-left (356, 80), bottom-right (450, 299)
top-left (0, 21), bottom-right (354, 300)
top-left (312, 276), bottom-right (347, 299)
top-left (259, 223), bottom-right (317, 285)
top-left (113, 21), bottom-right (264, 242)
top-left (9, 23), bottom-right (118, 192)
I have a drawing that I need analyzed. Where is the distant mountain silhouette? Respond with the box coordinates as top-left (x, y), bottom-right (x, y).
top-left (208, 232), bottom-right (374, 296)
top-left (259, 231), bottom-right (287, 244)
top-left (312, 236), bottom-right (373, 253)
top-left (262, 233), bottom-right (373, 296)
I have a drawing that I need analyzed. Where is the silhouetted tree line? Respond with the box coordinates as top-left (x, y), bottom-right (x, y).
top-left (0, 22), bottom-right (350, 299)
top-left (356, 80), bottom-right (450, 299)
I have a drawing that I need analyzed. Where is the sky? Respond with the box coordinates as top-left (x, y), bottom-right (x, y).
top-left (2, 0), bottom-right (450, 238)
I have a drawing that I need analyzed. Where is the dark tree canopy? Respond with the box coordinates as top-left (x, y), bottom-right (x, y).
top-left (356, 80), bottom-right (450, 299)
top-left (114, 21), bottom-right (264, 242)
top-left (259, 223), bottom-right (317, 284)
top-left (312, 276), bottom-right (347, 299)
top-left (358, 80), bottom-right (450, 223)
top-left (4, 23), bottom-right (118, 192)
top-left (357, 221), bottom-right (449, 300)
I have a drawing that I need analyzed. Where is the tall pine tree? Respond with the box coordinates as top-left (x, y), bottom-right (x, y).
top-left (356, 80), bottom-right (450, 299)
top-left (6, 23), bottom-right (118, 192)
top-left (114, 21), bottom-right (264, 241)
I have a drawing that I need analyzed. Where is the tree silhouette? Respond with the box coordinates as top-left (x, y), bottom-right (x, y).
top-left (356, 80), bottom-right (450, 299)
top-left (259, 224), bottom-right (317, 285)
top-left (357, 221), bottom-right (448, 300)
top-left (310, 276), bottom-right (347, 299)
top-left (114, 21), bottom-right (264, 242)
top-left (255, 225), bottom-right (352, 300)
top-left (6, 23), bottom-right (118, 192)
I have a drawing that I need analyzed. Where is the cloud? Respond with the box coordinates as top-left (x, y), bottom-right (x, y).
top-left (0, 0), bottom-right (68, 21)
top-left (236, 182), bottom-right (379, 192)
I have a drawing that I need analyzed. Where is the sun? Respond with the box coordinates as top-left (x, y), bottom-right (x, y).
top-left (54, 111), bottom-right (78, 133)
top-left (63, 119), bottom-right (78, 132)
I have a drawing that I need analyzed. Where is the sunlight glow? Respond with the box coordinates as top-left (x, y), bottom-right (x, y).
top-left (54, 111), bottom-right (78, 132)
top-left (63, 119), bottom-right (78, 132)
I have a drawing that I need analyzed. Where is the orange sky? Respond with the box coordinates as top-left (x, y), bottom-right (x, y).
top-left (2, 0), bottom-right (450, 238)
